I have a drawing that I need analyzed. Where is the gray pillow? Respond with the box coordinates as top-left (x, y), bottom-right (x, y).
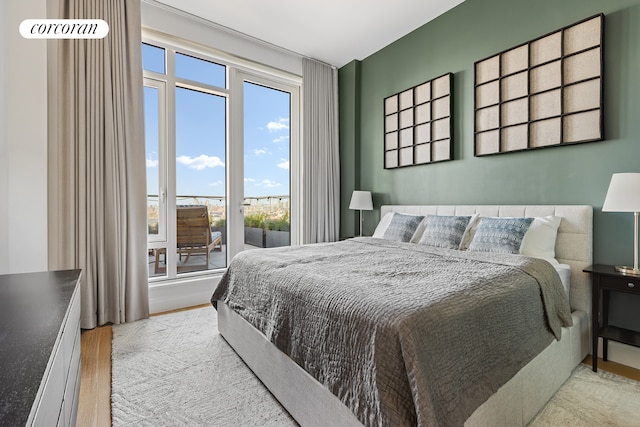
top-left (418, 215), bottom-right (472, 249)
top-left (468, 217), bottom-right (534, 254)
top-left (382, 213), bottom-right (425, 242)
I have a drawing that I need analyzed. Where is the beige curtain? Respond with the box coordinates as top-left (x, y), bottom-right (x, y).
top-left (302, 58), bottom-right (340, 243)
top-left (49, 0), bottom-right (149, 329)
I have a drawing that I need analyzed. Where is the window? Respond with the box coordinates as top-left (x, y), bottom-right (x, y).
top-left (142, 43), bottom-right (165, 74)
top-left (144, 83), bottom-right (165, 242)
top-left (142, 38), bottom-right (300, 282)
top-left (176, 53), bottom-right (225, 87)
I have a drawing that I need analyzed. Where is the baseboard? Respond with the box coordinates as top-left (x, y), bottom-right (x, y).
top-left (597, 338), bottom-right (640, 371)
top-left (149, 274), bottom-right (222, 314)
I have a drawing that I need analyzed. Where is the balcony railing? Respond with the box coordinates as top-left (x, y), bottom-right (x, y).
top-left (147, 194), bottom-right (289, 207)
top-left (147, 194), bottom-right (290, 233)
top-left (147, 195), bottom-right (291, 277)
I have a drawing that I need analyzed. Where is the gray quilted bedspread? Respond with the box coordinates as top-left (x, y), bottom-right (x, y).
top-left (211, 237), bottom-right (572, 427)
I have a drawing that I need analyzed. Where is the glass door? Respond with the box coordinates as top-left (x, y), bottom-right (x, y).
top-left (243, 81), bottom-right (291, 250)
top-left (143, 43), bottom-right (230, 279)
top-left (227, 73), bottom-right (299, 260)
top-left (174, 86), bottom-right (227, 275)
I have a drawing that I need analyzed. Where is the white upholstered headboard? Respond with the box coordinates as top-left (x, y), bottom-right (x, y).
top-left (380, 205), bottom-right (593, 316)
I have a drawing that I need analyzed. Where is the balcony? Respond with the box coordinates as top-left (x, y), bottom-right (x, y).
top-left (147, 195), bottom-right (289, 278)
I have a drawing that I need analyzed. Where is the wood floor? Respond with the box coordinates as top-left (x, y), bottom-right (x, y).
top-left (77, 324), bottom-right (112, 427)
top-left (77, 308), bottom-right (640, 427)
top-left (77, 304), bottom-right (210, 426)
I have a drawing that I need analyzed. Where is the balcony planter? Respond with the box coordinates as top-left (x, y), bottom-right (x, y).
top-left (244, 227), bottom-right (266, 248)
top-left (264, 217), bottom-right (290, 248)
top-left (244, 213), bottom-right (267, 248)
top-left (266, 230), bottom-right (290, 248)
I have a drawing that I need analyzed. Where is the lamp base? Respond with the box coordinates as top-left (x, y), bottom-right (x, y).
top-left (614, 265), bottom-right (640, 276)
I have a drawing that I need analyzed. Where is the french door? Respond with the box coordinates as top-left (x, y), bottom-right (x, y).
top-left (227, 71), bottom-right (299, 262)
top-left (143, 42), bottom-right (299, 281)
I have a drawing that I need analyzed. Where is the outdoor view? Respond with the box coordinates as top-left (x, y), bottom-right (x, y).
top-left (143, 43), bottom-right (291, 278)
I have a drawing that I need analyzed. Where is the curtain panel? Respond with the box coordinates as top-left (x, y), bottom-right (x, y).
top-left (49, 0), bottom-right (148, 329)
top-left (302, 58), bottom-right (340, 243)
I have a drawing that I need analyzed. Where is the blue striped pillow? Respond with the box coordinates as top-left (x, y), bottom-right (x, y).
top-left (468, 217), bottom-right (534, 254)
top-left (418, 215), bottom-right (472, 249)
top-left (382, 213), bottom-right (425, 242)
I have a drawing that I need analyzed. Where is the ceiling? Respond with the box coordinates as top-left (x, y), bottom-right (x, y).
top-left (152, 0), bottom-right (465, 68)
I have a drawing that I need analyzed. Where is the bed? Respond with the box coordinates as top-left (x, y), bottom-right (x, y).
top-left (212, 205), bottom-right (592, 426)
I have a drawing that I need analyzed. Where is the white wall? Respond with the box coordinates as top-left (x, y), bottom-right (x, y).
top-left (0, 1), bottom-right (8, 273)
top-left (0, 0), bottom-right (48, 274)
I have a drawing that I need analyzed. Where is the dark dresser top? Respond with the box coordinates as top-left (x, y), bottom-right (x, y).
top-left (0, 269), bottom-right (81, 426)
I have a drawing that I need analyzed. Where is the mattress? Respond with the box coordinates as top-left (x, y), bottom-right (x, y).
top-left (556, 263), bottom-right (572, 298)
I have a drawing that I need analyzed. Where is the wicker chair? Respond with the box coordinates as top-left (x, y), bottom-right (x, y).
top-left (154, 205), bottom-right (222, 273)
top-left (176, 205), bottom-right (222, 263)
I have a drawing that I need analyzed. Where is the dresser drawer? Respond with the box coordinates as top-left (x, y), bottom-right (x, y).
top-left (600, 275), bottom-right (640, 293)
top-left (63, 319), bottom-right (80, 427)
top-left (33, 343), bottom-right (65, 427)
top-left (62, 289), bottom-right (81, 369)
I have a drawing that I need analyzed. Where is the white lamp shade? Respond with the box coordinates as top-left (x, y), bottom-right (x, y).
top-left (603, 173), bottom-right (640, 212)
top-left (349, 191), bottom-right (373, 211)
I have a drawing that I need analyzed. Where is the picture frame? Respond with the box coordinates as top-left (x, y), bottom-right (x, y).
top-left (384, 72), bottom-right (453, 168)
top-left (474, 14), bottom-right (604, 156)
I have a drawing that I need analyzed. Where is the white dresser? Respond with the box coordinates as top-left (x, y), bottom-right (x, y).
top-left (0, 270), bottom-right (82, 427)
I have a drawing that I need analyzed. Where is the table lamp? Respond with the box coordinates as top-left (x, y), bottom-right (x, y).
top-left (602, 173), bottom-right (640, 275)
top-left (349, 191), bottom-right (373, 237)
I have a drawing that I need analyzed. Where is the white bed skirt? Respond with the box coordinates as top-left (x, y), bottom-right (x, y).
top-left (217, 302), bottom-right (589, 427)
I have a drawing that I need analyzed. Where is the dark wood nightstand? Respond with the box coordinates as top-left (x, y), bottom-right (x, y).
top-left (584, 264), bottom-right (640, 372)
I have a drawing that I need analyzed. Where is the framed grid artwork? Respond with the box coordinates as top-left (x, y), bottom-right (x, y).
top-left (474, 14), bottom-right (604, 156)
top-left (384, 72), bottom-right (453, 168)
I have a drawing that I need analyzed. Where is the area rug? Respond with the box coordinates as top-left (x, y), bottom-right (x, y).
top-left (112, 306), bottom-right (640, 426)
top-left (111, 306), bottom-right (295, 426)
top-left (529, 363), bottom-right (640, 426)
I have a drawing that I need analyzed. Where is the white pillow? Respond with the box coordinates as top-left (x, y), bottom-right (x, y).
top-left (458, 214), bottom-right (480, 250)
top-left (373, 212), bottom-right (425, 243)
top-left (519, 215), bottom-right (562, 264)
top-left (410, 217), bottom-right (427, 243)
top-left (372, 212), bottom-right (394, 238)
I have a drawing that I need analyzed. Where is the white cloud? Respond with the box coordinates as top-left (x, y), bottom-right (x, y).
top-left (277, 160), bottom-right (289, 170)
top-left (267, 118), bottom-right (289, 132)
top-left (176, 154), bottom-right (225, 170)
top-left (253, 148), bottom-right (269, 156)
top-left (262, 179), bottom-right (281, 188)
top-left (244, 177), bottom-right (256, 183)
top-left (146, 158), bottom-right (158, 168)
top-left (209, 180), bottom-right (223, 187)
top-left (272, 135), bottom-right (288, 144)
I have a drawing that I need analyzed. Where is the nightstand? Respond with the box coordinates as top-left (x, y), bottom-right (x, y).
top-left (584, 264), bottom-right (640, 372)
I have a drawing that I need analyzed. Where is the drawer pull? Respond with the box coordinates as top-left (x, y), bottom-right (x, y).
top-left (628, 282), bottom-right (636, 289)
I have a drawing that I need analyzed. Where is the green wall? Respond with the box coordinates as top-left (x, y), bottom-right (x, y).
top-left (339, 60), bottom-right (360, 236)
top-left (339, 0), bottom-right (640, 329)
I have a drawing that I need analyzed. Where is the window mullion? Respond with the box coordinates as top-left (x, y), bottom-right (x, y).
top-left (165, 48), bottom-right (178, 278)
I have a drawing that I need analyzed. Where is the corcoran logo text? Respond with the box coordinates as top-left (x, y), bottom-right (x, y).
top-left (20, 19), bottom-right (109, 39)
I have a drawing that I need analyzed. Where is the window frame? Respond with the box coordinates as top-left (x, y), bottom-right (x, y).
top-left (144, 78), bottom-right (168, 245)
top-left (142, 31), bottom-right (302, 283)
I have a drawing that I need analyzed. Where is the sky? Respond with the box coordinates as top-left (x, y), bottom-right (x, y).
top-left (143, 43), bottom-right (290, 202)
